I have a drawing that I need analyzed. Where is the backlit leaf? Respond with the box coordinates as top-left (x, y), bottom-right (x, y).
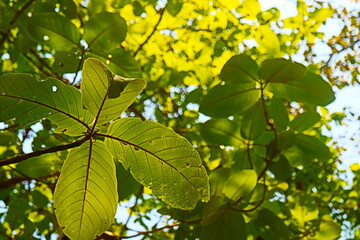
top-left (84, 12), bottom-right (127, 52)
top-left (269, 97), bottom-right (289, 130)
top-left (259, 58), bottom-right (306, 83)
top-left (200, 119), bottom-right (243, 146)
top-left (0, 74), bottom-right (92, 136)
top-left (104, 118), bottom-right (210, 210)
top-left (27, 13), bottom-right (80, 51)
top-left (223, 169), bottom-right (257, 201)
top-left (199, 84), bottom-right (260, 118)
top-left (255, 208), bottom-right (292, 239)
top-left (220, 54), bottom-right (258, 85)
top-left (267, 71), bottom-right (335, 106)
top-left (54, 141), bottom-right (118, 240)
top-left (16, 154), bottom-right (62, 178)
top-left (290, 111), bottom-right (321, 131)
top-left (81, 58), bottom-right (146, 125)
top-left (240, 101), bottom-right (266, 140)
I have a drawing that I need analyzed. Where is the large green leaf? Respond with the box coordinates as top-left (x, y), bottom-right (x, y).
top-left (200, 208), bottom-right (247, 240)
top-left (259, 58), bottom-right (306, 83)
top-left (222, 169), bottom-right (257, 201)
top-left (0, 74), bottom-right (92, 136)
top-left (84, 12), bottom-right (127, 52)
top-left (27, 13), bottom-right (80, 51)
top-left (255, 208), bottom-right (292, 239)
top-left (104, 118), bottom-right (210, 210)
top-left (200, 119), bottom-right (243, 146)
top-left (267, 71), bottom-right (335, 106)
top-left (240, 101), bottom-right (266, 140)
top-left (220, 54), bottom-right (258, 84)
top-left (290, 111), bottom-right (321, 131)
top-left (54, 141), bottom-right (118, 240)
top-left (199, 84), bottom-right (260, 118)
top-left (269, 97), bottom-right (289, 130)
top-left (81, 58), bottom-right (146, 125)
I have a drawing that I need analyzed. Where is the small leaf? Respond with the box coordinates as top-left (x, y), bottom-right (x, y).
top-left (104, 118), bottom-right (210, 210)
top-left (269, 97), bottom-right (289, 130)
top-left (0, 74), bottom-right (92, 136)
top-left (16, 154), bottom-right (62, 178)
top-left (313, 220), bottom-right (341, 240)
top-left (240, 101), bottom-right (266, 140)
top-left (220, 54), bottom-right (258, 84)
top-left (199, 84), bottom-right (260, 118)
top-left (6, 198), bottom-right (29, 230)
top-left (290, 111), bottom-right (321, 131)
top-left (259, 58), bottom-right (306, 83)
top-left (167, 0), bottom-right (183, 16)
top-left (200, 119), bottom-right (243, 146)
top-left (81, 58), bottom-right (146, 125)
top-left (267, 71), bottom-right (335, 106)
top-left (296, 134), bottom-right (332, 160)
top-left (84, 12), bottom-right (127, 52)
top-left (27, 13), bottom-right (80, 51)
top-left (222, 169), bottom-right (257, 201)
top-left (54, 141), bottom-right (118, 240)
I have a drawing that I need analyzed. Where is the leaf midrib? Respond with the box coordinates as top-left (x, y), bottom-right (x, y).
top-left (97, 133), bottom-right (201, 195)
top-left (2, 94), bottom-right (90, 130)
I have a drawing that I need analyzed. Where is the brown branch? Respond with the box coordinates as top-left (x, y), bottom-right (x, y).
top-left (133, 6), bottom-right (167, 57)
top-left (321, 39), bottom-right (360, 70)
top-left (0, 0), bottom-right (36, 48)
top-left (29, 49), bottom-right (64, 81)
top-left (0, 172), bottom-right (60, 190)
top-left (0, 135), bottom-right (90, 167)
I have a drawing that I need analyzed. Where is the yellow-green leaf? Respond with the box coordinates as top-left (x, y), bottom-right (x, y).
top-left (54, 141), bottom-right (118, 240)
top-left (104, 118), bottom-right (210, 210)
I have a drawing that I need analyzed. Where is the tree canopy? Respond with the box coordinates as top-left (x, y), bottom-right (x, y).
top-left (0, 0), bottom-right (359, 239)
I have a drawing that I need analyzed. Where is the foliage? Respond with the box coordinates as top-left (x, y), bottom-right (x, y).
top-left (0, 0), bottom-right (359, 239)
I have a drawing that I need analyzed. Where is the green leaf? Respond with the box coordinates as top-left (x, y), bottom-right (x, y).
top-left (267, 71), bottom-right (335, 106)
top-left (255, 25), bottom-right (281, 57)
top-left (269, 97), bottom-right (289, 130)
top-left (220, 54), bottom-right (258, 84)
top-left (290, 111), bottom-right (321, 131)
top-left (0, 74), bottom-right (92, 136)
top-left (199, 84), bottom-right (260, 118)
top-left (296, 134), bottom-right (332, 160)
top-left (209, 168), bottom-right (231, 196)
top-left (282, 145), bottom-right (312, 167)
top-left (259, 58), bottom-right (306, 83)
top-left (200, 208), bottom-right (247, 240)
top-left (270, 156), bottom-right (291, 181)
top-left (84, 12), bottom-right (127, 52)
top-left (240, 101), bottom-right (266, 140)
top-left (95, 48), bottom-right (143, 78)
top-left (256, 208), bottom-right (292, 239)
top-left (313, 220), bottom-right (341, 240)
top-left (200, 119), bottom-right (243, 146)
top-left (81, 58), bottom-right (146, 125)
top-left (104, 118), bottom-right (210, 210)
top-left (27, 13), bottom-right (80, 51)
top-left (54, 141), bottom-right (118, 240)
top-left (16, 154), bottom-right (62, 178)
top-left (222, 169), bottom-right (257, 201)
top-left (5, 198), bottom-right (29, 230)
top-left (116, 161), bottom-right (141, 201)
top-left (167, 0), bottom-right (183, 16)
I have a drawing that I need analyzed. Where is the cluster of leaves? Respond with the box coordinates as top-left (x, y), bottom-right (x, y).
top-left (0, 0), bottom-right (359, 239)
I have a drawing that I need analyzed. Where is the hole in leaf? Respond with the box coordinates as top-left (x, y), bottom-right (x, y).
top-left (186, 162), bottom-right (191, 168)
top-left (52, 86), bottom-right (57, 92)
top-left (43, 35), bottom-right (49, 41)
top-left (134, 147), bottom-right (139, 151)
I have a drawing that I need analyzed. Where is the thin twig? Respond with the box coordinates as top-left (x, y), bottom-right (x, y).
top-left (133, 6), bottom-right (167, 57)
top-left (0, 135), bottom-right (90, 167)
top-left (320, 39), bottom-right (360, 70)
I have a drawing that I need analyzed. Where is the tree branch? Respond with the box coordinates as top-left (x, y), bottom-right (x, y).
top-left (321, 39), bottom-right (360, 70)
top-left (0, 135), bottom-right (90, 167)
top-left (133, 6), bottom-right (167, 57)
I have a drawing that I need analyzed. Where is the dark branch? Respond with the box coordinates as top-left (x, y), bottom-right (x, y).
top-left (321, 39), bottom-right (360, 70)
top-left (0, 135), bottom-right (90, 167)
top-left (133, 6), bottom-right (167, 57)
